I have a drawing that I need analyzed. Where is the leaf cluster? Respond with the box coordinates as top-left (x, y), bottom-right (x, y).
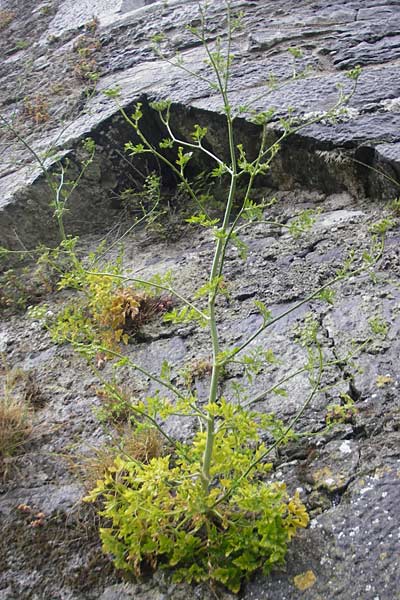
top-left (86, 403), bottom-right (309, 592)
top-left (51, 263), bottom-right (173, 348)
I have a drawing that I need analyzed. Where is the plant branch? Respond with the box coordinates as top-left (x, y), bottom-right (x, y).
top-left (89, 344), bottom-right (187, 401)
top-left (225, 238), bottom-right (384, 363)
top-left (117, 103), bottom-right (211, 218)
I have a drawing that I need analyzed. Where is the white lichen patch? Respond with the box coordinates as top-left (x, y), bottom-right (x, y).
top-left (339, 440), bottom-right (353, 455)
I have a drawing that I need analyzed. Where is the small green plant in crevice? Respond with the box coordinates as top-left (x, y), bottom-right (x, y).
top-left (47, 259), bottom-right (175, 348)
top-left (368, 314), bottom-right (389, 338)
top-left (119, 170), bottom-right (216, 242)
top-left (39, 4), bottom-right (53, 17)
top-left (369, 216), bottom-right (396, 236)
top-left (0, 132), bottom-right (100, 314)
top-left (0, 118), bottom-right (96, 246)
top-left (389, 197), bottom-right (400, 216)
top-left (72, 26), bottom-right (102, 84)
top-left (95, 382), bottom-right (144, 424)
top-left (0, 268), bottom-right (36, 312)
top-left (325, 393), bottom-right (357, 426)
top-left (117, 171), bottom-right (177, 240)
top-left (0, 238), bottom-right (80, 314)
top-left (14, 39), bottom-right (30, 51)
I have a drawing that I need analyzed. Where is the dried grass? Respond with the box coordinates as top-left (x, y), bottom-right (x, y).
top-left (0, 396), bottom-right (32, 463)
top-left (79, 427), bottom-right (164, 490)
top-left (0, 365), bottom-right (36, 475)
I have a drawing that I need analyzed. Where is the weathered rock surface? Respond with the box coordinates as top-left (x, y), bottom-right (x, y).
top-left (1, 0), bottom-right (400, 248)
top-left (0, 1), bottom-right (400, 600)
top-left (1, 192), bottom-right (399, 599)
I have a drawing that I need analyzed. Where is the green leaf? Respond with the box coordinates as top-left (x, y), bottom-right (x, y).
top-left (132, 102), bottom-right (143, 122)
top-left (316, 288), bottom-right (335, 305)
top-left (369, 217), bottom-right (396, 235)
top-left (254, 300), bottom-right (272, 324)
top-left (191, 124), bottom-right (208, 142)
top-left (176, 146), bottom-right (193, 171)
top-left (151, 32), bottom-right (166, 44)
top-left (150, 99), bottom-right (171, 112)
top-left (125, 142), bottom-right (148, 155)
top-left (103, 86), bottom-right (121, 98)
top-left (368, 315), bottom-right (388, 337)
top-left (160, 359), bottom-right (172, 381)
top-left (345, 64), bottom-right (362, 80)
top-left (272, 387), bottom-right (288, 397)
top-left (288, 46), bottom-right (303, 59)
top-left (211, 163), bottom-right (229, 178)
top-left (159, 138), bottom-right (174, 149)
top-left (186, 213), bottom-right (220, 228)
top-left (230, 232), bottom-right (248, 260)
top-left (250, 108), bottom-right (275, 125)
top-left (288, 208), bottom-right (319, 237)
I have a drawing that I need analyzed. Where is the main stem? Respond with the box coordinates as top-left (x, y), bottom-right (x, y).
top-left (201, 102), bottom-right (237, 493)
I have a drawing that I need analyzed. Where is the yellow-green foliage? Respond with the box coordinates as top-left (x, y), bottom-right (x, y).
top-left (86, 401), bottom-right (308, 592)
top-left (325, 393), bottom-right (357, 425)
top-left (51, 266), bottom-right (172, 348)
top-left (79, 426), bottom-right (164, 490)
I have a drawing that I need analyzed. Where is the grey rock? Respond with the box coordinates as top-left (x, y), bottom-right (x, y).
top-left (0, 2), bottom-right (400, 600)
top-left (1, 0), bottom-right (400, 249)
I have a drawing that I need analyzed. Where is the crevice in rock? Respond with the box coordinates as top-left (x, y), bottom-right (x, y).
top-left (319, 311), bottom-right (363, 404)
top-left (2, 94), bottom-right (399, 256)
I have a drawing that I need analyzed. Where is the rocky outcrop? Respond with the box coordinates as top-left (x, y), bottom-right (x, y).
top-left (1, 0), bottom-right (400, 249)
top-left (0, 2), bottom-right (399, 600)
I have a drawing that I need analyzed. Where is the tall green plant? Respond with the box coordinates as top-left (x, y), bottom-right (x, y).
top-left (39, 1), bottom-right (383, 592)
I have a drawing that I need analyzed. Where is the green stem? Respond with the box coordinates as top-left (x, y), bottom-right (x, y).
top-left (54, 164), bottom-right (67, 241)
top-left (200, 24), bottom-right (239, 492)
top-left (162, 113), bottom-right (230, 173)
top-left (217, 124), bottom-right (268, 279)
top-left (240, 334), bottom-right (373, 410)
top-left (225, 236), bottom-right (383, 364)
top-left (97, 373), bottom-right (184, 453)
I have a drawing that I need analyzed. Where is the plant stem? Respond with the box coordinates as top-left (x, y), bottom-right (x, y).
top-left (117, 103), bottom-right (211, 218)
top-left (91, 344), bottom-right (187, 400)
top-left (200, 11), bottom-right (239, 492)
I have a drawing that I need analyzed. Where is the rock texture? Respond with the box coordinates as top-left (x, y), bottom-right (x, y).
top-left (0, 1), bottom-right (399, 600)
top-left (1, 0), bottom-right (400, 247)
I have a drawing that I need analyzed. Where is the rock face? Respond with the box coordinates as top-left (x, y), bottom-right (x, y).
top-left (1, 0), bottom-right (400, 248)
top-left (0, 1), bottom-right (400, 600)
top-left (1, 191), bottom-right (399, 600)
